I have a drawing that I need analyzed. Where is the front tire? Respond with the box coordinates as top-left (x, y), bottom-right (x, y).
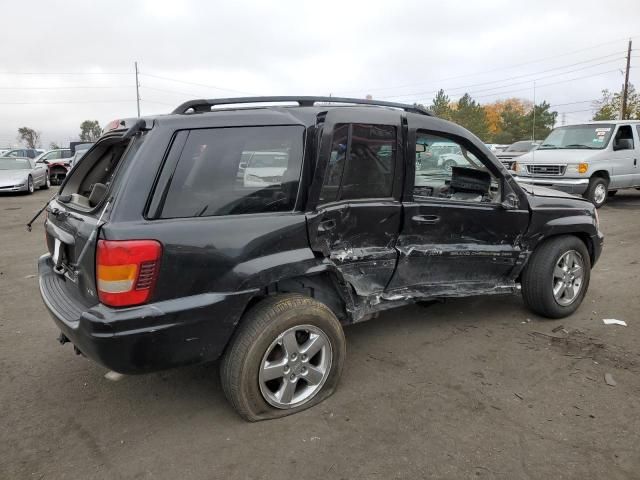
top-left (220, 294), bottom-right (346, 421)
top-left (584, 176), bottom-right (608, 208)
top-left (522, 235), bottom-right (591, 318)
top-left (41, 173), bottom-right (50, 189)
top-left (26, 175), bottom-right (34, 194)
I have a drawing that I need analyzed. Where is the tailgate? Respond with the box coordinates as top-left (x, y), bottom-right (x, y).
top-left (45, 198), bottom-right (106, 305)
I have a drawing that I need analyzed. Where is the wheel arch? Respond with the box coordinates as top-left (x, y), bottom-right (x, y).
top-left (590, 170), bottom-right (610, 182)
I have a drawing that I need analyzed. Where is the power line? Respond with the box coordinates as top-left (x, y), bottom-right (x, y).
top-left (0, 71), bottom-right (132, 75)
top-left (140, 73), bottom-right (254, 95)
top-left (0, 100), bottom-right (135, 105)
top-left (141, 85), bottom-right (205, 98)
top-left (337, 35), bottom-right (639, 95)
top-left (0, 85), bottom-right (130, 90)
top-left (433, 68), bottom-right (620, 102)
top-left (550, 99), bottom-right (599, 107)
top-left (382, 55), bottom-right (625, 100)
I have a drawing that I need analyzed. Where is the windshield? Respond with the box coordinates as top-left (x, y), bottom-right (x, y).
top-left (0, 158), bottom-right (31, 170)
top-left (505, 141), bottom-right (534, 152)
top-left (539, 124), bottom-right (613, 150)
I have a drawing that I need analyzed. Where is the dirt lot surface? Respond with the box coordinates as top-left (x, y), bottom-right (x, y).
top-left (1, 189), bottom-right (639, 480)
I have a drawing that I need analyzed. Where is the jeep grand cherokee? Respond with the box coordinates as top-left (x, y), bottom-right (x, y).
top-left (37, 96), bottom-right (603, 421)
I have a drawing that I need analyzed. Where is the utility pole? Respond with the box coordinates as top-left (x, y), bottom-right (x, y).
top-left (532, 80), bottom-right (536, 141)
top-left (561, 112), bottom-right (566, 126)
top-left (135, 61), bottom-right (141, 118)
top-left (620, 40), bottom-right (632, 120)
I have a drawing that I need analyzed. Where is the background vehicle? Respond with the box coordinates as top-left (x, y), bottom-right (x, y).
top-left (38, 97), bottom-right (602, 421)
top-left (36, 148), bottom-right (73, 185)
top-left (514, 120), bottom-right (640, 207)
top-left (497, 140), bottom-right (541, 169)
top-left (0, 156), bottom-right (49, 193)
top-left (69, 143), bottom-right (93, 168)
top-left (1, 148), bottom-right (42, 159)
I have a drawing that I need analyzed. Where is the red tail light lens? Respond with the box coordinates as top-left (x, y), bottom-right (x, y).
top-left (96, 240), bottom-right (162, 307)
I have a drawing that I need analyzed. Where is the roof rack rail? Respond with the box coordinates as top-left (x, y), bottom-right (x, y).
top-left (171, 96), bottom-right (432, 116)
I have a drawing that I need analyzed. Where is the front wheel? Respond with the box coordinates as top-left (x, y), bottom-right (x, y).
top-left (443, 159), bottom-right (457, 172)
top-left (583, 176), bottom-right (608, 208)
top-left (26, 175), bottom-right (34, 194)
top-left (522, 235), bottom-right (591, 318)
top-left (220, 294), bottom-right (346, 421)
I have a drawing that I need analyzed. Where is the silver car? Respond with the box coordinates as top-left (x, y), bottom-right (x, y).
top-left (0, 157), bottom-right (50, 194)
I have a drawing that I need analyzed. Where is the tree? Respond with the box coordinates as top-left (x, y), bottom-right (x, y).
top-left (79, 120), bottom-right (103, 142)
top-left (49, 142), bottom-right (61, 150)
top-left (17, 127), bottom-right (41, 149)
top-left (525, 101), bottom-right (557, 140)
top-left (483, 98), bottom-right (531, 142)
top-left (429, 89), bottom-right (453, 120)
top-left (451, 93), bottom-right (489, 140)
top-left (493, 104), bottom-right (528, 144)
top-left (593, 85), bottom-right (640, 120)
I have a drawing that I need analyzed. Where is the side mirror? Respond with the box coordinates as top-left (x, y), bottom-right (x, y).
top-left (502, 192), bottom-right (519, 210)
top-left (415, 144), bottom-right (427, 153)
top-left (613, 138), bottom-right (633, 151)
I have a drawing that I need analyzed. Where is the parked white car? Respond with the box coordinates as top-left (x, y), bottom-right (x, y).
top-left (514, 120), bottom-right (640, 207)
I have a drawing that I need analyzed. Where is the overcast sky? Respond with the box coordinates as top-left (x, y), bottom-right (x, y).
top-left (1, 0), bottom-right (638, 147)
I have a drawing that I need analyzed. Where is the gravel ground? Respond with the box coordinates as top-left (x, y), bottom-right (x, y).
top-left (1, 188), bottom-right (639, 480)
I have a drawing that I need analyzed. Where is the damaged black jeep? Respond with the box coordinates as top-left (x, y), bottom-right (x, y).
top-left (38, 97), bottom-right (603, 421)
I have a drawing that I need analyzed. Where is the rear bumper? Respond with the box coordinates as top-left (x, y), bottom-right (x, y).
top-left (516, 176), bottom-right (589, 195)
top-left (38, 254), bottom-right (256, 374)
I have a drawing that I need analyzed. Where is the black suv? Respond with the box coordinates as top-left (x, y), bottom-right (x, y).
top-left (38, 97), bottom-right (603, 421)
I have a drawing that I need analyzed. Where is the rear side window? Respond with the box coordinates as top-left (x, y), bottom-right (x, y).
top-left (319, 123), bottom-right (395, 203)
top-left (160, 126), bottom-right (304, 218)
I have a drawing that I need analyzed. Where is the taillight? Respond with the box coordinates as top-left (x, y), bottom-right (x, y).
top-left (96, 240), bottom-right (162, 307)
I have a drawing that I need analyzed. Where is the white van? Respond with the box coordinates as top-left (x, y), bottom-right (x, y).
top-left (513, 120), bottom-right (640, 207)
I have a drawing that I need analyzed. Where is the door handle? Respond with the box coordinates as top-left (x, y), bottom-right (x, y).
top-left (318, 218), bottom-right (336, 233)
top-left (412, 214), bottom-right (440, 224)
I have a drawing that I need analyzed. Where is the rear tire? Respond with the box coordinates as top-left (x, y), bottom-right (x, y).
top-left (26, 175), bottom-right (34, 195)
top-left (220, 294), bottom-right (346, 421)
top-left (41, 174), bottom-right (50, 190)
top-left (583, 176), bottom-right (608, 208)
top-left (522, 235), bottom-right (591, 318)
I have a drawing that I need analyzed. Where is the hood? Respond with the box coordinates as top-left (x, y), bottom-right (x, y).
top-left (0, 169), bottom-right (29, 186)
top-left (497, 151), bottom-right (527, 159)
top-left (516, 148), bottom-right (602, 163)
top-left (520, 183), bottom-right (585, 200)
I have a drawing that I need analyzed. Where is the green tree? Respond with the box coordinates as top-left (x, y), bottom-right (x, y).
top-left (525, 101), bottom-right (557, 140)
top-left (79, 120), bottom-right (103, 142)
top-left (493, 103), bottom-right (527, 144)
top-left (49, 142), bottom-right (60, 150)
top-left (451, 93), bottom-right (489, 140)
top-left (429, 89), bottom-right (452, 120)
top-left (17, 127), bottom-right (41, 149)
top-left (593, 85), bottom-right (640, 120)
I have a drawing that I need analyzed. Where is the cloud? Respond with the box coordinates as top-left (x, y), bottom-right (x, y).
top-left (0, 0), bottom-right (637, 146)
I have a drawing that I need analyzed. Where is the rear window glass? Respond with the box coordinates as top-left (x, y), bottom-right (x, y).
top-left (160, 125), bottom-right (304, 218)
top-left (319, 123), bottom-right (395, 203)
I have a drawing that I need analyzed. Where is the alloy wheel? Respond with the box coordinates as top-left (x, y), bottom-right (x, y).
top-left (552, 250), bottom-right (584, 306)
top-left (259, 324), bottom-right (332, 409)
